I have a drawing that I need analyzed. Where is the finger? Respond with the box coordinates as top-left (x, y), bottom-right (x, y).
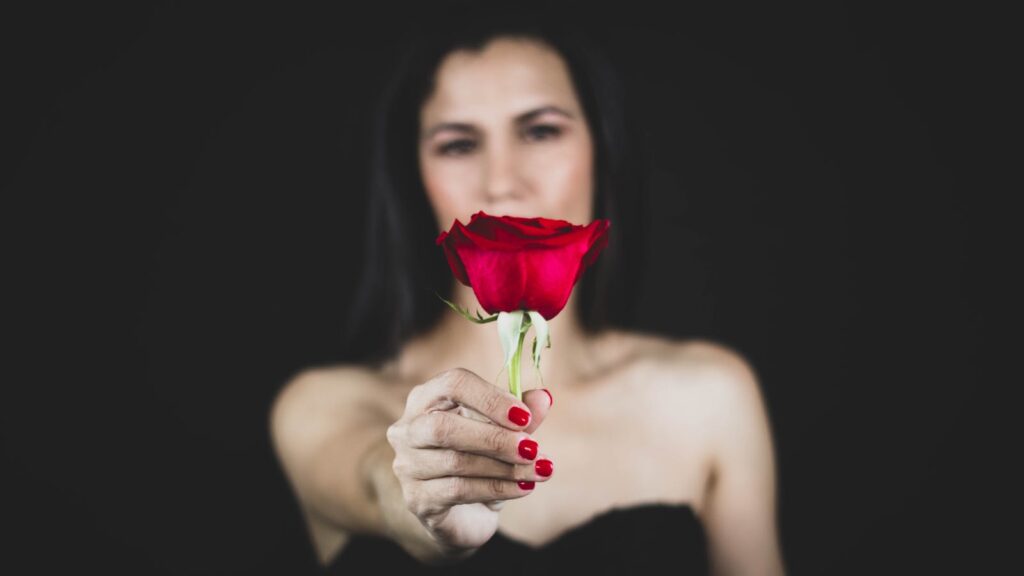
top-left (481, 450), bottom-right (556, 512)
top-left (410, 368), bottom-right (533, 431)
top-left (408, 412), bottom-right (537, 465)
top-left (422, 476), bottom-right (537, 507)
top-left (456, 404), bottom-right (491, 424)
top-left (408, 449), bottom-right (555, 482)
top-left (521, 388), bottom-right (553, 435)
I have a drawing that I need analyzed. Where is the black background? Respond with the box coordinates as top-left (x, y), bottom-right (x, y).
top-left (3, 2), bottom-right (1002, 574)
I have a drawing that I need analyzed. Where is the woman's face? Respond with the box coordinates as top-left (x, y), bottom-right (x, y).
top-left (419, 36), bottom-right (595, 231)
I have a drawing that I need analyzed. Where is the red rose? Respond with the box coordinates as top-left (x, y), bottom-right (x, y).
top-left (436, 211), bottom-right (610, 320)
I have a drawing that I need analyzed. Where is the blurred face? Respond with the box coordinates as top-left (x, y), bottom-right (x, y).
top-left (419, 36), bottom-right (595, 231)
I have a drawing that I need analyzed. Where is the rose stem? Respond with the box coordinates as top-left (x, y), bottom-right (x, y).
top-left (509, 316), bottom-right (529, 401)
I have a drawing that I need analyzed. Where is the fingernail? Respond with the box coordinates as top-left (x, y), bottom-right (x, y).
top-left (518, 481), bottom-right (535, 490)
top-left (535, 459), bottom-right (553, 477)
top-left (518, 438), bottom-right (538, 460)
top-left (508, 406), bottom-right (531, 427)
top-left (542, 389), bottom-right (553, 407)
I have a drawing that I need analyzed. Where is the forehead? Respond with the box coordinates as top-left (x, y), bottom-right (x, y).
top-left (421, 37), bottom-right (579, 122)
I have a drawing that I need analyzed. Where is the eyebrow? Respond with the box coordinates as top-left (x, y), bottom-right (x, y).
top-left (421, 105), bottom-right (575, 141)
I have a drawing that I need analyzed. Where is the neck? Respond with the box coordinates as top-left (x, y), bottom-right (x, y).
top-left (396, 282), bottom-right (592, 391)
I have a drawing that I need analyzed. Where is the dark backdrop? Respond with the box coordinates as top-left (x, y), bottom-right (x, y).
top-left (4, 2), bottom-right (999, 575)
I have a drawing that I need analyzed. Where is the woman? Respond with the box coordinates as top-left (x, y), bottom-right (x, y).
top-left (271, 11), bottom-right (786, 575)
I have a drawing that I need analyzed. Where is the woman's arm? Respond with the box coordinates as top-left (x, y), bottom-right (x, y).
top-left (269, 367), bottom-right (450, 563)
top-left (697, 346), bottom-right (787, 576)
top-left (270, 366), bottom-right (551, 566)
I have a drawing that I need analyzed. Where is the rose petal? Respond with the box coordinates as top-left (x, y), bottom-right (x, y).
top-left (437, 211), bottom-right (611, 319)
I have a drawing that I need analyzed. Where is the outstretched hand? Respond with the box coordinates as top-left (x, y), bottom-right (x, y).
top-left (386, 368), bottom-right (555, 552)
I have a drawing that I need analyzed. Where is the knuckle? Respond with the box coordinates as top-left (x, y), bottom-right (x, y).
top-left (409, 413), bottom-right (444, 447)
top-left (405, 485), bottom-right (436, 519)
top-left (407, 498), bottom-right (425, 518)
top-left (400, 483), bottom-right (417, 511)
top-left (444, 477), bottom-right (467, 502)
top-left (487, 478), bottom-right (505, 498)
top-left (446, 367), bottom-right (473, 396)
top-left (385, 422), bottom-right (401, 445)
top-left (485, 427), bottom-right (507, 453)
top-left (406, 384), bottom-right (426, 407)
top-left (480, 392), bottom-right (503, 418)
top-left (442, 450), bottom-right (466, 474)
top-left (426, 413), bottom-right (454, 446)
top-left (391, 456), bottom-right (408, 479)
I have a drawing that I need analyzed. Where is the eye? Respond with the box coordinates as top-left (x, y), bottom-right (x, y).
top-left (437, 139), bottom-right (477, 156)
top-left (523, 124), bottom-right (562, 142)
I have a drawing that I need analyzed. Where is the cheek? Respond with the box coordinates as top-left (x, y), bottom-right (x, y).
top-left (524, 134), bottom-right (593, 220)
top-left (420, 152), bottom-right (483, 226)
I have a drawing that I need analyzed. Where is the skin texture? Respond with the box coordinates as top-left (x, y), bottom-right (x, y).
top-left (270, 37), bottom-right (786, 575)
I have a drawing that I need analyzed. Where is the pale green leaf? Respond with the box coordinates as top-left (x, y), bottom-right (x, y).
top-left (497, 311), bottom-right (524, 373)
top-left (531, 336), bottom-right (545, 389)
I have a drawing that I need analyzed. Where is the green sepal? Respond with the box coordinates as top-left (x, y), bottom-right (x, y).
top-left (435, 292), bottom-right (499, 323)
top-left (526, 311), bottom-right (550, 369)
top-left (526, 311), bottom-right (550, 389)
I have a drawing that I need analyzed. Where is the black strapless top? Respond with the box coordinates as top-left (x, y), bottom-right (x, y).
top-left (325, 503), bottom-right (708, 575)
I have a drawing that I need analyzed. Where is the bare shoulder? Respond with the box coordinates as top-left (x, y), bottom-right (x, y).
top-left (599, 329), bottom-right (759, 394)
top-left (269, 363), bottom-right (413, 478)
top-left (603, 330), bottom-right (768, 443)
top-left (276, 360), bottom-right (415, 424)
top-left (665, 338), bottom-right (761, 394)
top-left (270, 364), bottom-right (407, 438)
top-left (271, 364), bottom-right (375, 412)
top-left (590, 331), bottom-right (771, 513)
top-left (626, 337), bottom-right (784, 574)
top-left (662, 338), bottom-right (767, 434)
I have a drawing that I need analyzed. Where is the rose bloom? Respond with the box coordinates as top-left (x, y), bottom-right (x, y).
top-left (436, 211), bottom-right (610, 320)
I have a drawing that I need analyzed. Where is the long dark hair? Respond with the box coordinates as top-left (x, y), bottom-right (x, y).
top-left (343, 7), bottom-right (646, 366)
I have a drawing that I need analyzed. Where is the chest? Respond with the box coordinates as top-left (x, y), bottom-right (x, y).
top-left (496, 385), bottom-right (712, 547)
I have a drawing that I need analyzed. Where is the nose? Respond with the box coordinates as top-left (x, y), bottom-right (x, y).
top-left (483, 139), bottom-right (524, 203)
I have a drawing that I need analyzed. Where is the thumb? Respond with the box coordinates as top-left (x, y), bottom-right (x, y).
top-left (521, 388), bottom-right (553, 434)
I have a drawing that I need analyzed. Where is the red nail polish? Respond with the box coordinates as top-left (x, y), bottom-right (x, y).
top-left (535, 459), bottom-right (553, 477)
top-left (542, 389), bottom-right (553, 407)
top-left (508, 406), bottom-right (530, 426)
top-left (518, 438), bottom-right (538, 460)
top-left (518, 481), bottom-right (535, 490)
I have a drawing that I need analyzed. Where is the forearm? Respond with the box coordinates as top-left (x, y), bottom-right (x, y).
top-left (362, 437), bottom-right (477, 565)
top-left (272, 369), bottom-right (481, 564)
